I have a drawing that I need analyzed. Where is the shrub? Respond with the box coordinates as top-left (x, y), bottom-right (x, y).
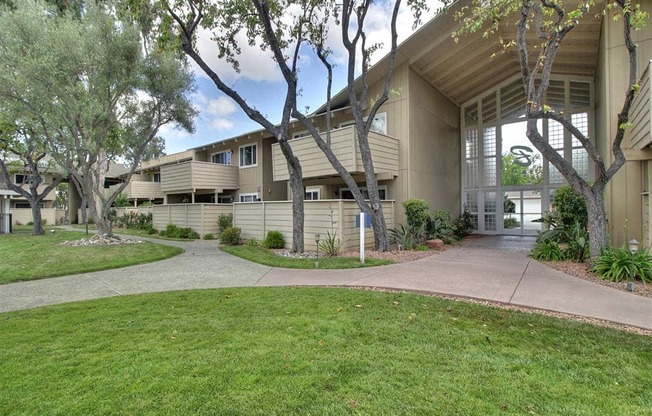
top-left (159, 224), bottom-right (199, 239)
top-left (203, 233), bottom-right (215, 240)
top-left (318, 230), bottom-right (342, 257)
top-left (26, 221), bottom-right (33, 226)
top-left (218, 213), bottom-right (233, 233)
top-left (452, 208), bottom-right (474, 239)
top-left (503, 217), bottom-right (520, 229)
top-left (403, 199), bottom-right (430, 229)
top-left (263, 230), bottom-right (285, 249)
top-left (247, 237), bottom-right (259, 246)
top-left (426, 210), bottom-right (453, 241)
top-left (530, 241), bottom-right (567, 261)
top-left (145, 225), bottom-right (158, 235)
top-left (389, 224), bottom-right (424, 250)
top-left (114, 193), bottom-right (130, 208)
top-left (220, 227), bottom-right (241, 245)
top-left (591, 247), bottom-right (652, 283)
top-left (552, 186), bottom-right (588, 228)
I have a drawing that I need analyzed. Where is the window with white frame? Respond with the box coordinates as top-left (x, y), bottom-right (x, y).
top-left (304, 188), bottom-right (320, 200)
top-left (239, 144), bottom-right (257, 168)
top-left (153, 172), bottom-right (161, 182)
top-left (339, 186), bottom-right (387, 200)
top-left (338, 112), bottom-right (387, 134)
top-left (211, 150), bottom-right (232, 165)
top-left (239, 193), bottom-right (258, 203)
top-left (217, 196), bottom-right (233, 204)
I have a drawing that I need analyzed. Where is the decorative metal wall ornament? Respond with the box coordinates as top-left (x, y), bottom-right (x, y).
top-left (509, 145), bottom-right (534, 167)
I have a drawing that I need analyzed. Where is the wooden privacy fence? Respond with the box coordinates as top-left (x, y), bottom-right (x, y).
top-left (233, 200), bottom-right (395, 251)
top-left (152, 204), bottom-right (233, 235)
top-left (12, 208), bottom-right (67, 225)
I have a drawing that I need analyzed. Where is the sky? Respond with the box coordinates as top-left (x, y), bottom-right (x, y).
top-left (159, 1), bottom-right (444, 155)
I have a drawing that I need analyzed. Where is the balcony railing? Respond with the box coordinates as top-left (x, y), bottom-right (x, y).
top-left (271, 126), bottom-right (399, 181)
top-left (108, 181), bottom-right (163, 200)
top-left (160, 161), bottom-right (239, 193)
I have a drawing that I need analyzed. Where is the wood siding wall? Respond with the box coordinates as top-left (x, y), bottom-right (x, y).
top-left (271, 127), bottom-right (399, 182)
top-left (630, 60), bottom-right (651, 150)
top-left (160, 161), bottom-right (239, 193)
top-left (233, 200), bottom-right (395, 251)
top-left (12, 208), bottom-right (66, 225)
top-left (109, 181), bottom-right (163, 200)
top-left (152, 204), bottom-right (233, 235)
top-left (140, 150), bottom-right (193, 170)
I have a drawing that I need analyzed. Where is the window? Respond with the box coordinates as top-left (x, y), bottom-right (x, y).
top-left (153, 173), bottom-right (161, 183)
top-left (211, 150), bottom-right (232, 165)
top-left (239, 193), bottom-right (259, 203)
top-left (239, 144), bottom-right (257, 168)
top-left (292, 130), bottom-right (318, 140)
top-left (14, 174), bottom-right (27, 184)
top-left (339, 112), bottom-right (387, 134)
top-left (304, 188), bottom-right (320, 200)
top-left (339, 186), bottom-right (387, 200)
top-left (217, 196), bottom-right (234, 204)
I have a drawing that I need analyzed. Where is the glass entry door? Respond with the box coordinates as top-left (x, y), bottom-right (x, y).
top-left (503, 190), bottom-right (543, 235)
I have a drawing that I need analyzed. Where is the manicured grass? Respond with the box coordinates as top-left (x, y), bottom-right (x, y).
top-left (0, 288), bottom-right (650, 415)
top-left (220, 244), bottom-right (393, 268)
top-left (0, 231), bottom-right (183, 284)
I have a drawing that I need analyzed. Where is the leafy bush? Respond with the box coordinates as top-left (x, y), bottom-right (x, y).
top-left (452, 208), bottom-right (474, 239)
top-left (247, 237), bottom-right (259, 246)
top-left (318, 230), bottom-right (342, 257)
top-left (159, 224), bottom-right (199, 239)
top-left (566, 223), bottom-right (589, 263)
top-left (114, 193), bottom-right (130, 208)
top-left (530, 241), bottom-right (568, 261)
top-left (116, 212), bottom-right (153, 230)
top-left (263, 230), bottom-right (285, 249)
top-left (218, 213), bottom-right (233, 233)
top-left (403, 199), bottom-right (430, 229)
top-left (552, 186), bottom-right (587, 228)
top-left (389, 224), bottom-right (424, 250)
top-left (220, 227), bottom-right (241, 246)
top-left (503, 217), bottom-right (520, 229)
top-left (426, 210), bottom-right (453, 241)
top-left (145, 225), bottom-right (158, 235)
top-left (591, 247), bottom-right (652, 283)
top-left (203, 233), bottom-right (215, 240)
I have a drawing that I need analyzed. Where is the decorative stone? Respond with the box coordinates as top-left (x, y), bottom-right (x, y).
top-left (425, 239), bottom-right (444, 250)
top-left (59, 234), bottom-right (144, 247)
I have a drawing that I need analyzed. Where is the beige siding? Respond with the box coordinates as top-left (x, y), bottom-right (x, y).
top-left (233, 200), bottom-right (395, 251)
top-left (12, 208), bottom-right (66, 225)
top-left (152, 204), bottom-right (233, 235)
top-left (404, 68), bottom-right (461, 225)
top-left (140, 150), bottom-right (193, 170)
top-left (630, 60), bottom-right (651, 150)
top-left (272, 127), bottom-right (399, 182)
top-left (110, 181), bottom-right (163, 200)
top-left (160, 161), bottom-right (239, 193)
top-left (598, 2), bottom-right (652, 246)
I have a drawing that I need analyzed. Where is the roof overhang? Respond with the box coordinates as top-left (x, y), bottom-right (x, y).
top-left (318, 0), bottom-right (603, 112)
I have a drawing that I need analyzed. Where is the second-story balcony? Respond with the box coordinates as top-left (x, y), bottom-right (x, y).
top-left (160, 161), bottom-right (239, 193)
top-left (272, 126), bottom-right (399, 182)
top-left (108, 181), bottom-right (163, 200)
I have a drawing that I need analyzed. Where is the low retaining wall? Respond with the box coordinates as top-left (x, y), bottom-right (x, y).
top-left (233, 200), bottom-right (395, 251)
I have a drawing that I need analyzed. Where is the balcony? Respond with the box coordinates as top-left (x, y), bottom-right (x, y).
top-left (630, 60), bottom-right (651, 150)
top-left (272, 126), bottom-right (399, 181)
top-left (160, 161), bottom-right (239, 193)
top-left (108, 181), bottom-right (163, 200)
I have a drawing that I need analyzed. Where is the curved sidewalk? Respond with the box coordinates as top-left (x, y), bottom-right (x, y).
top-left (1, 235), bottom-right (650, 330)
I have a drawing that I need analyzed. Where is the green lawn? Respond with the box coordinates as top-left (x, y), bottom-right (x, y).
top-left (0, 288), bottom-right (649, 415)
top-left (0, 230), bottom-right (183, 284)
top-left (220, 245), bottom-right (393, 269)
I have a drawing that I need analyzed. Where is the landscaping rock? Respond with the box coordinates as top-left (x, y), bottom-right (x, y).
top-left (59, 234), bottom-right (144, 247)
top-left (425, 239), bottom-right (444, 250)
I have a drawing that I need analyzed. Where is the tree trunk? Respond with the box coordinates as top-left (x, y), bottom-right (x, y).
top-left (278, 140), bottom-right (304, 252)
top-left (31, 204), bottom-right (44, 235)
top-left (369, 205), bottom-right (389, 251)
top-left (584, 189), bottom-right (609, 263)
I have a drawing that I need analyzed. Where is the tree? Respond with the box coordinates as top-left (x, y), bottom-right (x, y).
top-left (455, 0), bottom-right (648, 261)
top-left (292, 0), bottom-right (429, 252)
top-left (0, 0), bottom-right (196, 236)
top-left (0, 116), bottom-right (64, 235)
top-left (502, 153), bottom-right (543, 186)
top-left (147, 0), bottom-right (331, 253)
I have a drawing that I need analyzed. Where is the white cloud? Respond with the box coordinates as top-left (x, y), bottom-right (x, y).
top-left (192, 92), bottom-right (239, 132)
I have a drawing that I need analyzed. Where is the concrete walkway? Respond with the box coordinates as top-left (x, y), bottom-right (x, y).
top-left (1, 234), bottom-right (650, 330)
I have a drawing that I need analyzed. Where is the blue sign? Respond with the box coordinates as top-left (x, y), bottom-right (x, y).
top-left (355, 213), bottom-right (372, 228)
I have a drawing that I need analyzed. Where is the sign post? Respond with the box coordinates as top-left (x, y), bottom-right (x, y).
top-left (359, 212), bottom-right (365, 263)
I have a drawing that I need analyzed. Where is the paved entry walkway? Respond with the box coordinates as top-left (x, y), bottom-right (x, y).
top-left (1, 235), bottom-right (650, 330)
